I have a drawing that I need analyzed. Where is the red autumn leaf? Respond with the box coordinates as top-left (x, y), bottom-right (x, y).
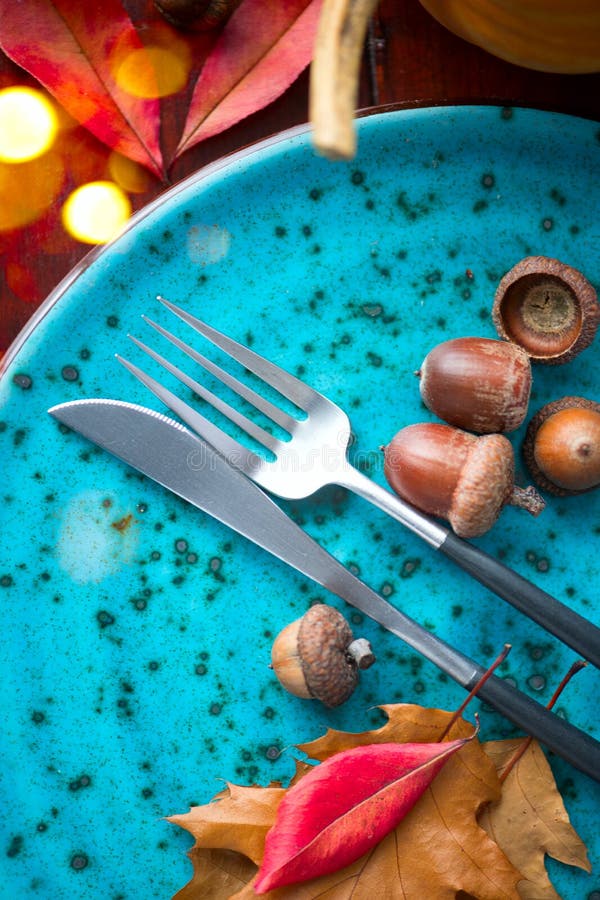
top-left (0, 0), bottom-right (164, 178)
top-left (254, 730), bottom-right (477, 894)
top-left (175, 0), bottom-right (323, 159)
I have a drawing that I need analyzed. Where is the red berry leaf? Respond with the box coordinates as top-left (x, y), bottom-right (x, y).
top-left (174, 0), bottom-right (323, 160)
top-left (254, 731), bottom-right (476, 894)
top-left (0, 0), bottom-right (164, 178)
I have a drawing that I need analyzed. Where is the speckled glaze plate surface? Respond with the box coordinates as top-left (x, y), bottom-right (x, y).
top-left (1, 105), bottom-right (599, 899)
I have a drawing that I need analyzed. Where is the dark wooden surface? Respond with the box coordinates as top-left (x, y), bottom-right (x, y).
top-left (1, 0), bottom-right (599, 356)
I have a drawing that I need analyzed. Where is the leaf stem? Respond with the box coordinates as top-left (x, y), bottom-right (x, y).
top-left (439, 644), bottom-right (512, 741)
top-left (499, 659), bottom-right (587, 782)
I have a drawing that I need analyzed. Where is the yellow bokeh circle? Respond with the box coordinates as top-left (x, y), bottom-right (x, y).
top-left (62, 181), bottom-right (132, 245)
top-left (0, 87), bottom-right (59, 163)
top-left (115, 46), bottom-right (190, 99)
top-left (0, 151), bottom-right (65, 231)
top-left (108, 152), bottom-right (151, 194)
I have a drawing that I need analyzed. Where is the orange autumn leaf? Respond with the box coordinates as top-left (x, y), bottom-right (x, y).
top-left (0, 0), bottom-right (164, 177)
top-left (167, 704), bottom-right (524, 898)
top-left (480, 738), bottom-right (592, 899)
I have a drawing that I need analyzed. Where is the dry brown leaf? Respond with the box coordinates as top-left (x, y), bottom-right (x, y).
top-left (173, 848), bottom-right (257, 899)
top-left (168, 704), bottom-right (523, 899)
top-left (480, 738), bottom-right (592, 899)
top-left (169, 784), bottom-right (287, 867)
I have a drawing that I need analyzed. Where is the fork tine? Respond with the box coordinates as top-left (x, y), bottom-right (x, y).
top-left (142, 316), bottom-right (298, 434)
top-left (158, 296), bottom-right (318, 410)
top-left (116, 353), bottom-right (265, 474)
top-left (126, 336), bottom-right (284, 456)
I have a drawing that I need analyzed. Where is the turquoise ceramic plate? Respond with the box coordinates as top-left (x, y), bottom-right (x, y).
top-left (1, 105), bottom-right (599, 899)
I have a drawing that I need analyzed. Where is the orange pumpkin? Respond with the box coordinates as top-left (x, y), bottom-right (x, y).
top-left (419, 0), bottom-right (600, 73)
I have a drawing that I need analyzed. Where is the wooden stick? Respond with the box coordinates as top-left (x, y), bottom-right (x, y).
top-left (310, 0), bottom-right (380, 160)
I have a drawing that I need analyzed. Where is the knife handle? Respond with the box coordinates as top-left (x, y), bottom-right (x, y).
top-left (440, 533), bottom-right (600, 669)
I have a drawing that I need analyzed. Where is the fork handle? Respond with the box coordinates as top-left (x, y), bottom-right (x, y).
top-left (339, 465), bottom-right (600, 668)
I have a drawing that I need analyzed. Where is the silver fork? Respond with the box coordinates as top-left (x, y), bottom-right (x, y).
top-left (118, 297), bottom-right (600, 668)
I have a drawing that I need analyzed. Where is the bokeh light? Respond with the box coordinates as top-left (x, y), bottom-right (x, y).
top-left (0, 150), bottom-right (65, 230)
top-left (115, 45), bottom-right (191, 98)
top-left (0, 87), bottom-right (59, 162)
top-left (108, 152), bottom-right (151, 194)
top-left (62, 181), bottom-right (131, 244)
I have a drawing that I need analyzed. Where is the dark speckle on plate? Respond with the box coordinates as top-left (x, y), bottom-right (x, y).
top-left (12, 373), bottom-right (32, 390)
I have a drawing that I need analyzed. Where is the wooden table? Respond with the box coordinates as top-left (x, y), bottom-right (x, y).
top-left (1, 0), bottom-right (599, 357)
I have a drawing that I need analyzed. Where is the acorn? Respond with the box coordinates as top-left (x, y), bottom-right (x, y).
top-left (523, 396), bottom-right (600, 495)
top-left (384, 422), bottom-right (545, 538)
top-left (492, 256), bottom-right (600, 365)
top-left (417, 337), bottom-right (532, 433)
top-left (153, 0), bottom-right (239, 30)
top-left (270, 604), bottom-right (375, 707)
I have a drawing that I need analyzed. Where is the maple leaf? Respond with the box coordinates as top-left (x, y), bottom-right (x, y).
top-left (167, 704), bottom-right (523, 898)
top-left (480, 738), bottom-right (592, 899)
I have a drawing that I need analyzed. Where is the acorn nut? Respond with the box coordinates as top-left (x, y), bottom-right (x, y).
top-left (270, 604), bottom-right (375, 707)
top-left (417, 337), bottom-right (532, 433)
top-left (153, 0), bottom-right (239, 29)
top-left (384, 422), bottom-right (545, 538)
top-left (492, 256), bottom-right (600, 364)
top-left (523, 396), bottom-right (600, 495)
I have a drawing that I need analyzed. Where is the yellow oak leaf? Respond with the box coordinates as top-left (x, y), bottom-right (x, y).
top-left (480, 738), bottom-right (592, 899)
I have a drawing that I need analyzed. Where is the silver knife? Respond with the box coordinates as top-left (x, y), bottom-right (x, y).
top-left (48, 398), bottom-right (600, 781)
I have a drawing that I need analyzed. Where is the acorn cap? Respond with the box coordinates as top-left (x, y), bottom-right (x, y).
top-left (450, 433), bottom-right (545, 537)
top-left (450, 434), bottom-right (514, 537)
top-left (271, 604), bottom-right (375, 708)
top-left (297, 605), bottom-right (362, 707)
top-left (523, 396), bottom-right (600, 495)
top-left (492, 256), bottom-right (600, 365)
